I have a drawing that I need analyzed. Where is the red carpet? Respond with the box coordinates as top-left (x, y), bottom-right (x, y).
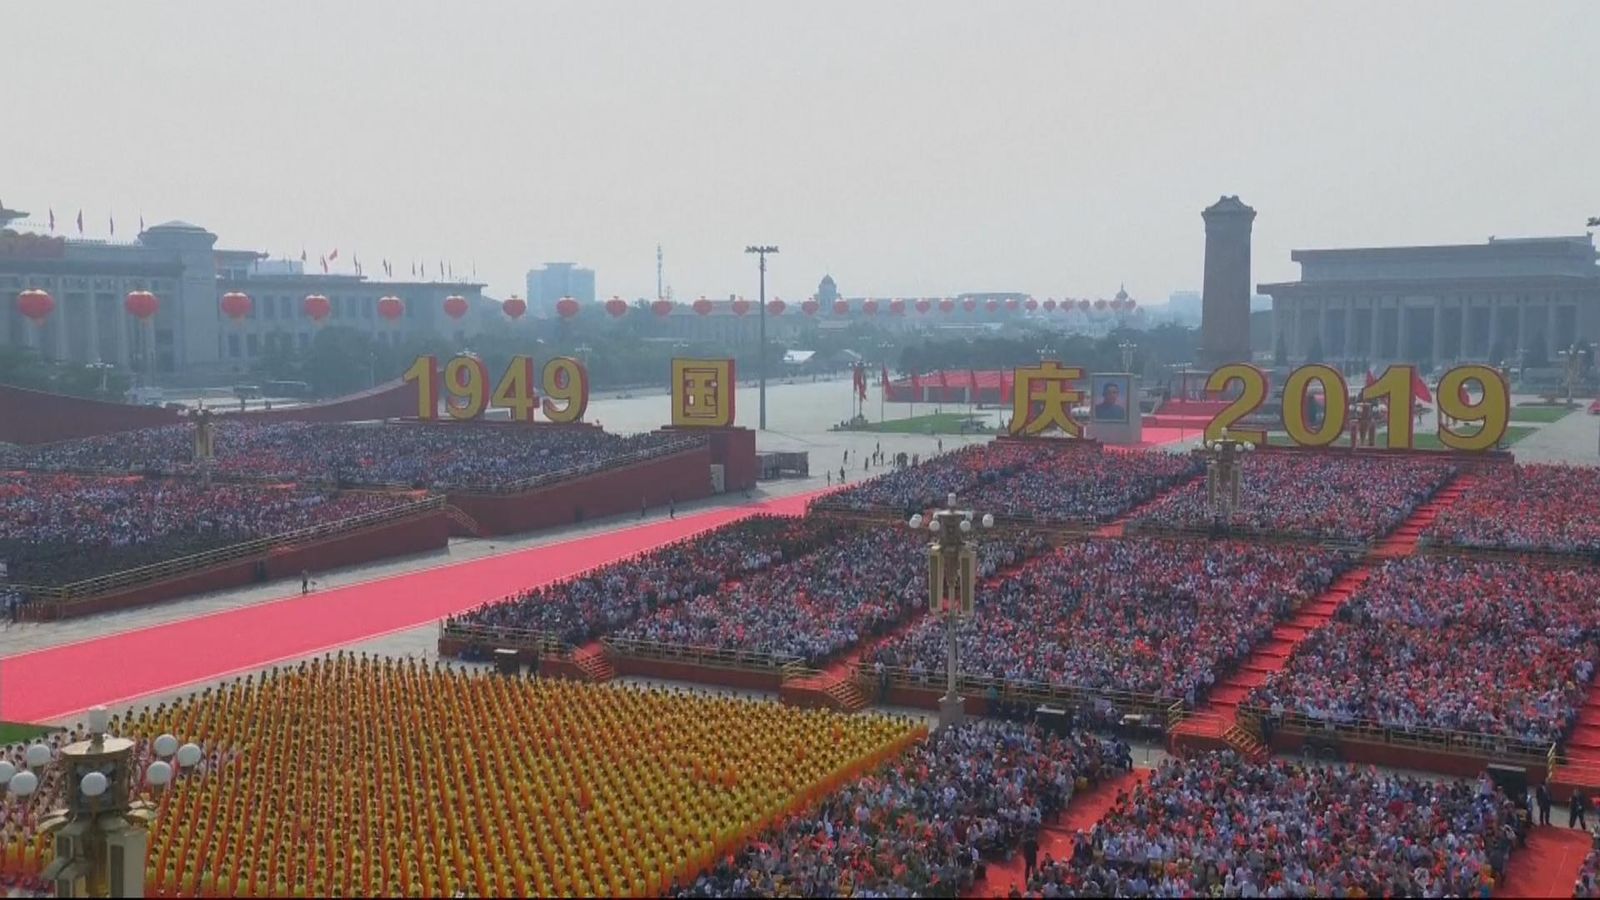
top-left (0, 490), bottom-right (824, 725)
top-left (1498, 825), bottom-right (1591, 898)
top-left (970, 769), bottom-right (1149, 898)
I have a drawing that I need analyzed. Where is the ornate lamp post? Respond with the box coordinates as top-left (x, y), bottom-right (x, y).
top-left (1200, 435), bottom-right (1252, 524)
top-left (1, 707), bottom-right (199, 898)
top-left (909, 494), bottom-right (994, 729)
top-left (1119, 340), bottom-right (1138, 375)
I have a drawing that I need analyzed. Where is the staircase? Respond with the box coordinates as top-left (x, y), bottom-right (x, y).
top-left (1371, 474), bottom-right (1474, 559)
top-left (779, 672), bottom-right (870, 713)
top-left (570, 644), bottom-right (616, 683)
top-left (443, 504), bottom-right (485, 538)
top-left (1222, 724), bottom-right (1270, 762)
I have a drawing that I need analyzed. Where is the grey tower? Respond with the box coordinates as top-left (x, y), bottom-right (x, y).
top-left (1198, 195), bottom-right (1257, 370)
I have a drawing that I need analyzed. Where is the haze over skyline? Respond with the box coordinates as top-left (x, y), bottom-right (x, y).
top-left (4, 1), bottom-right (1594, 305)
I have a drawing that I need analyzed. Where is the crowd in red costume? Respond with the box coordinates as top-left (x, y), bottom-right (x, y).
top-left (1246, 557), bottom-right (1600, 746)
top-left (1133, 452), bottom-right (1455, 542)
top-left (870, 539), bottom-right (1350, 706)
top-left (1425, 463), bottom-right (1600, 554)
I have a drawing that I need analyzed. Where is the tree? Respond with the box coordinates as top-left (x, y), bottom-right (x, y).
top-left (1274, 331), bottom-right (1288, 366)
top-left (1305, 333), bottom-right (1325, 364)
top-left (301, 327), bottom-right (381, 396)
top-left (0, 345), bottom-right (131, 400)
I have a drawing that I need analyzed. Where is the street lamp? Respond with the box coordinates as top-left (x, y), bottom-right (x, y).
top-left (1, 707), bottom-right (197, 898)
top-left (1200, 435), bottom-right (1253, 524)
top-left (908, 494), bottom-right (995, 729)
top-left (1119, 340), bottom-right (1138, 375)
top-left (745, 245), bottom-right (779, 430)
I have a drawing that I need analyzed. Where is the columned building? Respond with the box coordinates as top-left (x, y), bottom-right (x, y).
top-left (2, 210), bottom-right (486, 381)
top-left (1259, 235), bottom-right (1600, 369)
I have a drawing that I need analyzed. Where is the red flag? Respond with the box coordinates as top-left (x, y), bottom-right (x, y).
top-left (139, 214), bottom-right (145, 232)
top-left (320, 256), bottom-right (329, 274)
top-left (327, 248), bottom-right (339, 261)
top-left (109, 214), bottom-right (114, 236)
top-left (76, 210), bottom-right (83, 234)
top-left (1364, 368), bottom-right (1377, 388)
top-left (47, 209), bottom-right (54, 232)
top-left (969, 369), bottom-right (980, 403)
top-left (1002, 370), bottom-right (1015, 404)
top-left (937, 369), bottom-right (949, 400)
top-left (1410, 369), bottom-right (1433, 403)
top-left (880, 364), bottom-right (890, 391)
top-left (911, 371), bottom-right (923, 394)
top-left (301, 249), bottom-right (307, 262)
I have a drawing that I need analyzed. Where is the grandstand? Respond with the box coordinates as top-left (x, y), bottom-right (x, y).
top-left (7, 400), bottom-right (1600, 898)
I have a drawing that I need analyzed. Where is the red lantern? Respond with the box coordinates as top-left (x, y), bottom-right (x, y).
top-left (939, 299), bottom-right (955, 314)
top-left (1078, 299), bottom-right (1091, 311)
top-left (915, 299), bottom-right (932, 315)
top-left (985, 299), bottom-right (999, 313)
top-left (1043, 298), bottom-right (1057, 311)
top-left (17, 289), bottom-right (53, 324)
top-left (767, 298), bottom-right (785, 315)
top-left (440, 295), bottom-right (469, 320)
top-left (555, 297), bottom-right (580, 319)
top-left (653, 299), bottom-right (675, 317)
top-left (502, 295), bottom-right (527, 319)
top-left (692, 297), bottom-right (712, 316)
top-left (1127, 299), bottom-right (1138, 309)
top-left (377, 295), bottom-right (405, 321)
top-left (303, 294), bottom-right (331, 323)
top-left (220, 291), bottom-right (253, 321)
top-left (1024, 298), bottom-right (1038, 311)
top-left (833, 299), bottom-right (850, 315)
top-left (962, 299), bottom-right (977, 313)
top-left (605, 297), bottom-right (629, 318)
top-left (1006, 298), bottom-right (1021, 312)
top-left (889, 298), bottom-right (906, 315)
top-left (801, 299), bottom-right (820, 316)
top-left (731, 297), bottom-right (751, 316)
top-left (125, 290), bottom-right (159, 321)
top-left (1094, 299), bottom-right (1108, 311)
top-left (861, 299), bottom-right (878, 316)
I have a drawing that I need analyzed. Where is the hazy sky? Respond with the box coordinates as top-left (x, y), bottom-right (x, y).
top-left (4, 1), bottom-right (1594, 304)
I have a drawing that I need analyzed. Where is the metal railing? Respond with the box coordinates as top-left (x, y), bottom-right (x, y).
top-left (21, 494), bottom-right (443, 609)
top-left (855, 663), bottom-right (1183, 721)
top-left (437, 621), bottom-right (570, 657)
top-left (601, 636), bottom-right (803, 674)
top-left (1235, 703), bottom-right (1559, 766)
top-left (1415, 536), bottom-right (1600, 568)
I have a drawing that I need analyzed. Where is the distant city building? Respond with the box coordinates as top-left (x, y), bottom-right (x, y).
top-left (526, 262), bottom-right (595, 317)
top-left (0, 207), bottom-right (485, 381)
top-left (1167, 291), bottom-right (1202, 322)
top-left (816, 275), bottom-right (839, 305)
top-left (1258, 234), bottom-right (1600, 367)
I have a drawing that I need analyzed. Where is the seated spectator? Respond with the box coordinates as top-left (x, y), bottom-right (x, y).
top-left (677, 720), bottom-right (1129, 899)
top-left (445, 516), bottom-right (845, 646)
top-left (871, 539), bottom-right (1350, 709)
top-left (1426, 463), bottom-right (1600, 554)
top-left (5, 420), bottom-right (703, 492)
top-left (1575, 833), bottom-right (1600, 898)
top-left (1246, 557), bottom-right (1600, 746)
top-left (815, 443), bottom-right (1038, 516)
top-left (0, 472), bottom-right (412, 586)
top-left (1133, 452), bottom-right (1455, 542)
top-left (619, 526), bottom-right (1051, 666)
top-left (1030, 751), bottom-right (1518, 898)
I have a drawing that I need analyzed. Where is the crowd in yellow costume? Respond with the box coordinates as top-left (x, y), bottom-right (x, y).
top-left (2, 653), bottom-right (923, 898)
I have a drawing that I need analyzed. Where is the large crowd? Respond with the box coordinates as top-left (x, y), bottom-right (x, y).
top-left (0, 472), bottom-right (411, 586)
top-left (616, 526), bottom-right (1052, 665)
top-left (4, 420), bottom-right (700, 491)
top-left (1576, 837), bottom-right (1600, 898)
top-left (1133, 452), bottom-right (1456, 542)
top-left (676, 720), bottom-right (1131, 898)
top-left (818, 443), bottom-right (1202, 524)
top-left (1425, 463), bottom-right (1600, 555)
top-left (1246, 556), bottom-right (1600, 746)
top-left (1026, 751), bottom-right (1521, 898)
top-left (446, 516), bottom-right (848, 646)
top-left (0, 656), bottom-right (923, 899)
top-left (870, 539), bottom-right (1350, 707)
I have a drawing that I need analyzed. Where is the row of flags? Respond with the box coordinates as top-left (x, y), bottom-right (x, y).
top-left (45, 208), bottom-right (144, 237)
top-left (289, 250), bottom-right (475, 282)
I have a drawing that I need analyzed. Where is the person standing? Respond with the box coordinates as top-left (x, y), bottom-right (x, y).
top-left (301, 570), bottom-right (311, 595)
top-left (1571, 788), bottom-right (1588, 830)
top-left (1537, 780), bottom-right (1553, 826)
top-left (1022, 833), bottom-right (1039, 881)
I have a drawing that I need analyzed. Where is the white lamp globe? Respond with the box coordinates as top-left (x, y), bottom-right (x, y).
top-left (87, 707), bottom-right (110, 735)
top-left (9, 771), bottom-right (38, 798)
top-left (982, 513), bottom-right (995, 529)
top-left (23, 744), bottom-right (50, 769)
top-left (908, 514), bottom-right (923, 530)
top-left (80, 772), bottom-right (108, 798)
top-left (958, 518), bottom-right (972, 533)
top-left (947, 493), bottom-right (958, 508)
top-left (928, 518), bottom-right (941, 532)
top-left (0, 762), bottom-right (14, 785)
top-left (152, 734), bottom-right (179, 759)
top-left (175, 743), bottom-right (202, 769)
top-left (145, 761), bottom-right (173, 788)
